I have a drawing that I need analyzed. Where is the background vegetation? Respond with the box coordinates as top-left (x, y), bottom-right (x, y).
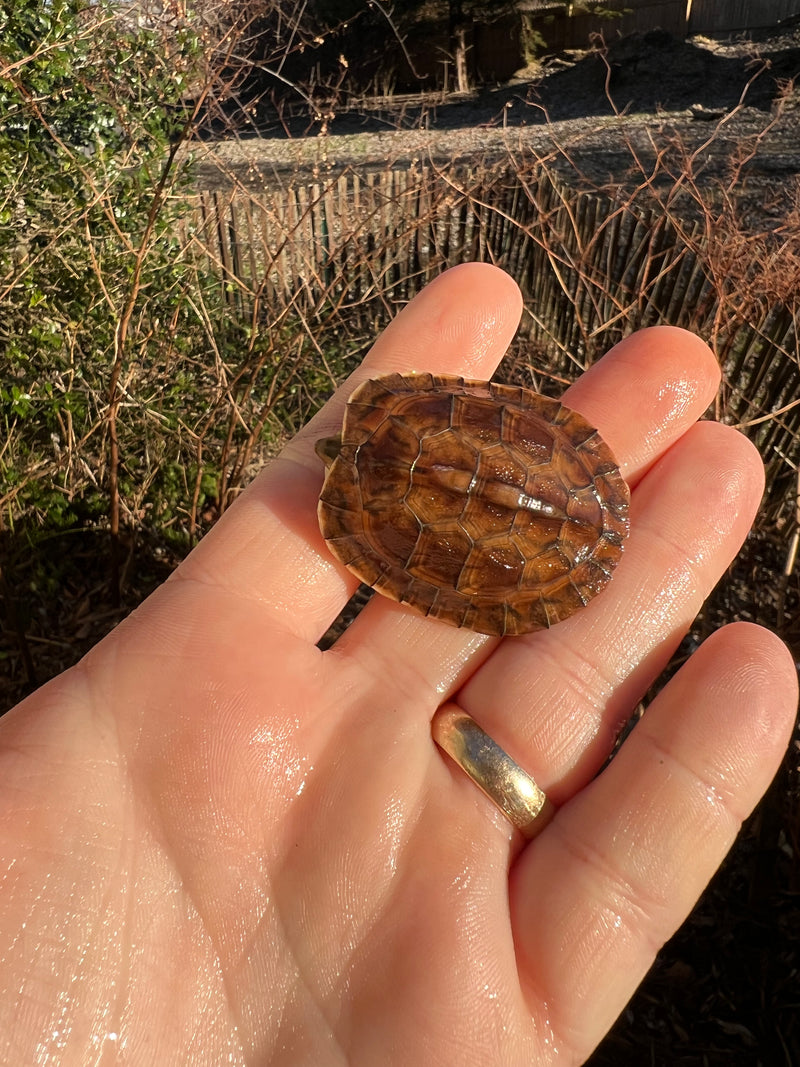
top-left (1, 1), bottom-right (798, 1063)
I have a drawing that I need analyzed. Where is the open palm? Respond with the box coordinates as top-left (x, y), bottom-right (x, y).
top-left (1, 264), bottom-right (796, 1066)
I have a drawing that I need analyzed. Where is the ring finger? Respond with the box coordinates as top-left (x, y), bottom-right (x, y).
top-left (453, 419), bottom-right (764, 807)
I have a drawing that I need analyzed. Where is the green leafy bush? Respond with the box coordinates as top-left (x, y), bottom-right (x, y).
top-left (0, 0), bottom-right (203, 538)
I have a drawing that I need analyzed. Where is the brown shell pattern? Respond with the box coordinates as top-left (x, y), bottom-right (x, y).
top-left (316, 372), bottom-right (630, 636)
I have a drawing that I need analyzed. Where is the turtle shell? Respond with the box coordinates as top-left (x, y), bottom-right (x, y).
top-left (316, 372), bottom-right (630, 636)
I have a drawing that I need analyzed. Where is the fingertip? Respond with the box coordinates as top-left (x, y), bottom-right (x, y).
top-left (292, 264), bottom-right (524, 455)
top-left (636, 418), bottom-right (765, 531)
top-left (727, 427), bottom-right (766, 497)
top-left (431, 260), bottom-right (523, 304)
top-left (697, 621), bottom-right (798, 755)
top-left (565, 325), bottom-right (721, 481)
top-left (401, 263), bottom-right (523, 366)
top-left (621, 620), bottom-right (797, 819)
top-left (610, 325), bottom-right (721, 387)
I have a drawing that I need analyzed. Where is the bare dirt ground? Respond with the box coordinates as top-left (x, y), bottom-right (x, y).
top-left (191, 24), bottom-right (800, 229)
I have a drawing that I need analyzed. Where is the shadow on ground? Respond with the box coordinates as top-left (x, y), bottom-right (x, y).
top-left (234, 29), bottom-right (800, 140)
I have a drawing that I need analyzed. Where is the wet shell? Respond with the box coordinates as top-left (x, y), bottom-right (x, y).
top-left (316, 372), bottom-right (630, 636)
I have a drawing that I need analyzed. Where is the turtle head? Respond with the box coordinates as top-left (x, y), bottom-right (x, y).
top-left (315, 434), bottom-right (342, 468)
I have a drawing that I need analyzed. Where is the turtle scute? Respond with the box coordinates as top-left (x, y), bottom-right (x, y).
top-left (317, 372), bottom-right (630, 636)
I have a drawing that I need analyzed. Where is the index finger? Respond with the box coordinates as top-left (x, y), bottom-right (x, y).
top-left (173, 264), bottom-right (524, 643)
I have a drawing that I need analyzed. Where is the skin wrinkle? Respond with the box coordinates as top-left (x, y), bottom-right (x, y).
top-left (327, 639), bottom-right (440, 724)
top-left (172, 522), bottom-right (334, 617)
top-left (624, 468), bottom-right (759, 630)
top-left (328, 802), bottom-right (484, 1062)
top-left (635, 726), bottom-right (749, 829)
top-left (430, 635), bottom-right (493, 697)
top-left (328, 582), bottom-right (495, 697)
top-left (622, 554), bottom-right (697, 643)
top-left (142, 683), bottom-right (310, 850)
top-left (506, 908), bottom-right (560, 1054)
top-left (258, 842), bottom-right (352, 1063)
top-left (459, 613), bottom-right (632, 777)
top-left (75, 645), bottom-right (133, 746)
top-left (505, 637), bottom-right (612, 762)
top-left (513, 840), bottom-right (656, 1062)
top-left (122, 672), bottom-right (321, 1063)
top-left (266, 966), bottom-right (348, 1067)
top-left (45, 809), bottom-right (131, 1055)
top-left (535, 819), bottom-right (665, 977)
top-left (330, 614), bottom-right (478, 724)
top-left (323, 819), bottom-right (394, 972)
top-left (650, 491), bottom-right (745, 570)
top-left (168, 575), bottom-right (319, 663)
top-left (549, 818), bottom-right (662, 938)
top-left (177, 463), bottom-right (352, 646)
top-left (536, 635), bottom-right (617, 717)
top-left (107, 799), bottom-right (136, 1039)
top-left (643, 520), bottom-right (723, 603)
top-left (268, 712), bottom-right (430, 1035)
top-left (268, 567), bottom-right (345, 629)
top-left (635, 444), bottom-right (760, 567)
top-left (217, 874), bottom-right (274, 986)
top-left (244, 915), bottom-right (300, 1056)
top-left (636, 626), bottom-right (792, 799)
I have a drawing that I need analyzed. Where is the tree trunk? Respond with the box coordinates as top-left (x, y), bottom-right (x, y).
top-left (453, 24), bottom-right (469, 93)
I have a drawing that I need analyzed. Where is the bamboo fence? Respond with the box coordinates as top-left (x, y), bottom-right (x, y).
top-left (181, 163), bottom-right (800, 524)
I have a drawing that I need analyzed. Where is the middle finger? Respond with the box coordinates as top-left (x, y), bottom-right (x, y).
top-left (333, 326), bottom-right (724, 711)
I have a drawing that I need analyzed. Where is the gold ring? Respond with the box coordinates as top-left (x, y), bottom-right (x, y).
top-left (432, 706), bottom-right (555, 840)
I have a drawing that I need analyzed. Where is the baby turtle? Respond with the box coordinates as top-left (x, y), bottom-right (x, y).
top-left (316, 372), bottom-right (629, 636)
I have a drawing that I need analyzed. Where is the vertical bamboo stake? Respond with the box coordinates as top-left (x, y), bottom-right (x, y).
top-left (777, 468), bottom-right (800, 629)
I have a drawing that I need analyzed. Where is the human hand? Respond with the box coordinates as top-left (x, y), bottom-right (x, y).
top-left (0, 264), bottom-right (796, 1065)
